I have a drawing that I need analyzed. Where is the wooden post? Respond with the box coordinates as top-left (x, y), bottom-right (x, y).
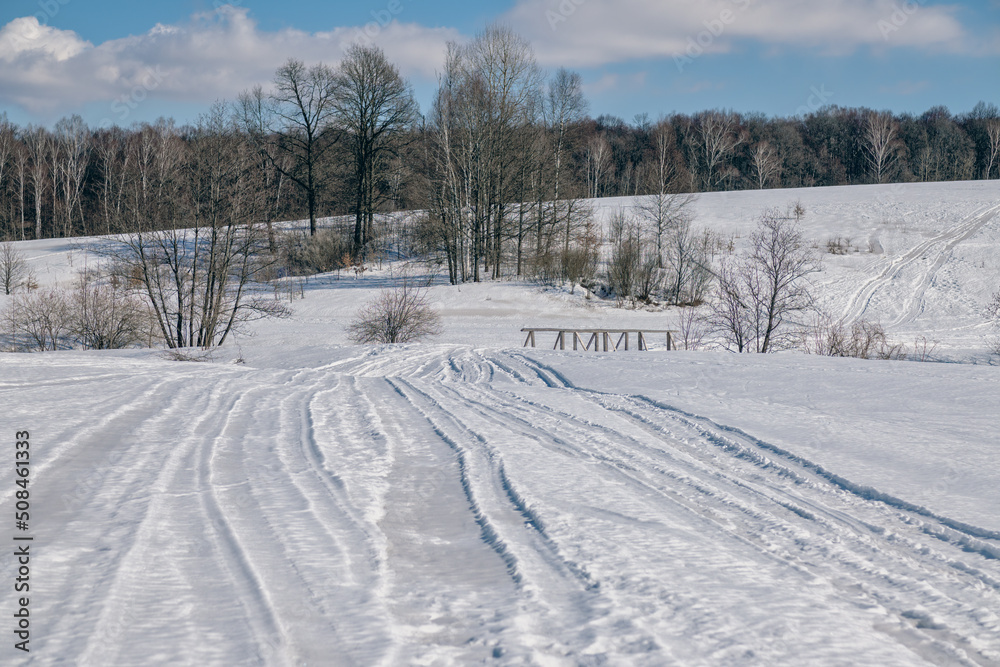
top-left (588, 332), bottom-right (598, 352)
top-left (638, 331), bottom-right (646, 351)
top-left (523, 330), bottom-right (536, 348)
top-left (618, 332), bottom-right (628, 351)
top-left (666, 331), bottom-right (673, 351)
top-left (559, 331), bottom-right (565, 350)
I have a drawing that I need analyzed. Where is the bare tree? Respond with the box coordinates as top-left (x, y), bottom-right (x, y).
top-left (864, 111), bottom-right (900, 184)
top-left (465, 24), bottom-right (543, 279)
top-left (709, 207), bottom-right (817, 352)
top-left (662, 212), bottom-right (715, 306)
top-left (238, 59), bottom-right (340, 236)
top-left (106, 108), bottom-right (289, 349)
top-left (635, 191), bottom-right (696, 268)
top-left (13, 139), bottom-right (28, 240)
top-left (0, 241), bottom-right (31, 294)
top-left (607, 210), bottom-right (660, 305)
top-left (333, 44), bottom-right (418, 261)
top-left (426, 43), bottom-right (467, 284)
top-left (427, 26), bottom-right (543, 282)
top-left (750, 141), bottom-right (780, 189)
top-left (95, 127), bottom-right (130, 235)
top-left (635, 121), bottom-right (696, 269)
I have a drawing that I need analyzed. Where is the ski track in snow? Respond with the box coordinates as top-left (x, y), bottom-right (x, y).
top-left (839, 202), bottom-right (1000, 328)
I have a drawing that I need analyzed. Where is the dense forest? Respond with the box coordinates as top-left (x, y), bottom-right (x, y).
top-left (0, 26), bottom-right (998, 282)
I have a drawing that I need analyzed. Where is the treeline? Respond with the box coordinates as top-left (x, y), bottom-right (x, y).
top-left (0, 25), bottom-right (998, 279)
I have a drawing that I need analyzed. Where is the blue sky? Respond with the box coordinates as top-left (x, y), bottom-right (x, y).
top-left (1, 0), bottom-right (997, 128)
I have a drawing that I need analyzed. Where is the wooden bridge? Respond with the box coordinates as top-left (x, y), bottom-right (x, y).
top-left (521, 328), bottom-right (676, 352)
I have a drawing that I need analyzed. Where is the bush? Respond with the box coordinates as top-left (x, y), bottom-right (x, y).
top-left (561, 244), bottom-right (599, 294)
top-left (4, 288), bottom-right (72, 351)
top-left (677, 306), bottom-right (707, 350)
top-left (607, 236), bottom-right (639, 305)
top-left (281, 228), bottom-right (351, 276)
top-left (529, 251), bottom-right (560, 285)
top-left (71, 277), bottom-right (157, 349)
top-left (810, 318), bottom-right (906, 360)
top-left (3, 274), bottom-right (159, 352)
top-left (347, 282), bottom-right (442, 344)
top-left (826, 237), bottom-right (853, 255)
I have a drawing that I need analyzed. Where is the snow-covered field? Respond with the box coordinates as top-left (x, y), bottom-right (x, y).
top-left (2, 181), bottom-right (999, 665)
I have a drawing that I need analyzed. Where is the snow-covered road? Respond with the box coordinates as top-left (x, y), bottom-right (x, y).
top-left (3, 346), bottom-right (998, 665)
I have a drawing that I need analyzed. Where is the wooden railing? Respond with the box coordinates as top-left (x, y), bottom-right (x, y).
top-left (521, 328), bottom-right (675, 351)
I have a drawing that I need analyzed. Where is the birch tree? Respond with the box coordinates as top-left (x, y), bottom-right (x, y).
top-left (750, 141), bottom-right (780, 189)
top-left (54, 115), bottom-right (91, 236)
top-left (696, 111), bottom-right (745, 191)
top-left (984, 119), bottom-right (1000, 179)
top-left (24, 127), bottom-right (50, 239)
top-left (864, 111), bottom-right (900, 184)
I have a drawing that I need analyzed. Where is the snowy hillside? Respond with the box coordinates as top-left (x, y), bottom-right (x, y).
top-left (2, 181), bottom-right (999, 665)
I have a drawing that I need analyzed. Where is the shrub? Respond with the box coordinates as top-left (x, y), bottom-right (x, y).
top-left (3, 273), bottom-right (160, 352)
top-left (561, 244), bottom-right (599, 294)
top-left (607, 236), bottom-right (639, 305)
top-left (4, 288), bottom-right (72, 351)
top-left (281, 228), bottom-right (351, 276)
top-left (71, 277), bottom-right (157, 349)
top-left (677, 306), bottom-right (707, 350)
top-left (826, 237), bottom-right (852, 255)
top-left (811, 318), bottom-right (907, 360)
top-left (347, 282), bottom-right (442, 344)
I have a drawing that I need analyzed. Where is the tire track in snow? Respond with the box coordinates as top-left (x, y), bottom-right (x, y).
top-left (30, 375), bottom-right (221, 663)
top-left (194, 379), bottom-right (314, 667)
top-left (68, 378), bottom-right (287, 666)
top-left (505, 352), bottom-right (1000, 664)
top-left (0, 372), bottom-right (168, 511)
top-left (354, 376), bottom-right (521, 665)
top-left (428, 353), bottom-right (931, 662)
top-left (202, 369), bottom-right (400, 665)
top-left (394, 372), bottom-right (699, 662)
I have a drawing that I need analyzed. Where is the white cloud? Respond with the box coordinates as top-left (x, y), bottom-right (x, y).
top-left (0, 16), bottom-right (91, 62)
top-left (506, 0), bottom-right (971, 66)
top-left (0, 7), bottom-right (459, 119)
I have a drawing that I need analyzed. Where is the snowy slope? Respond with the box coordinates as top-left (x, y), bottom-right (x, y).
top-left (2, 181), bottom-right (1000, 665)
